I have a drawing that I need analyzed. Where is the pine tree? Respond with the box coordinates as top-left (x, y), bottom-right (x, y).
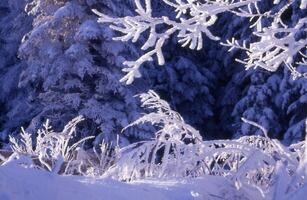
top-left (4, 0), bottom-right (151, 146)
top-left (280, 67), bottom-right (307, 144)
top-left (227, 1), bottom-right (306, 141)
top-left (0, 0), bottom-right (33, 146)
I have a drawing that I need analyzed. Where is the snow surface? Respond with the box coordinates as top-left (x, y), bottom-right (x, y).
top-left (0, 163), bottom-right (260, 200)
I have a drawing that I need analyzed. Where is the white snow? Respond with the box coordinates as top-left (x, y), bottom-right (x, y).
top-left (0, 163), bottom-right (261, 200)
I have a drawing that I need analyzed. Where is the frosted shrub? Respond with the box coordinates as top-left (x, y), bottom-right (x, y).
top-left (4, 115), bottom-right (120, 177)
top-left (105, 90), bottom-right (204, 180)
top-left (268, 119), bottom-right (307, 200)
top-left (215, 119), bottom-right (307, 199)
top-left (104, 90), bottom-right (307, 199)
top-left (1, 91), bottom-right (306, 199)
top-left (71, 140), bottom-right (119, 177)
top-left (104, 91), bottom-right (292, 182)
top-left (6, 116), bottom-right (94, 174)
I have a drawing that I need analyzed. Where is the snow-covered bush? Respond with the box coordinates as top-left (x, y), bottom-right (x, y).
top-left (104, 90), bottom-right (307, 199)
top-left (1, 89), bottom-right (306, 199)
top-left (4, 116), bottom-right (92, 174)
top-left (71, 140), bottom-right (119, 177)
top-left (200, 119), bottom-right (306, 200)
top-left (106, 90), bottom-right (205, 180)
top-left (3, 115), bottom-right (120, 176)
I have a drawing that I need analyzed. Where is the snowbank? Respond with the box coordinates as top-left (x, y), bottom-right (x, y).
top-left (0, 163), bottom-right (261, 200)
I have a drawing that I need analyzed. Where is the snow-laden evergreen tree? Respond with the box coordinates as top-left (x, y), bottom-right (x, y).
top-left (231, 70), bottom-right (283, 138)
top-left (0, 0), bottom-right (33, 146)
top-left (280, 67), bottom-right (307, 144)
top-left (226, 1), bottom-right (306, 142)
top-left (4, 0), bottom-right (151, 146)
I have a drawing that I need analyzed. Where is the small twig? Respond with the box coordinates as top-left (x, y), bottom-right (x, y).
top-left (241, 117), bottom-right (269, 139)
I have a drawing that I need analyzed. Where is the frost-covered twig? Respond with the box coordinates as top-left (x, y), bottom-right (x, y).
top-left (241, 117), bottom-right (269, 138)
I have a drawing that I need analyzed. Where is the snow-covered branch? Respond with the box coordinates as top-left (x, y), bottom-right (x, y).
top-left (223, 17), bottom-right (307, 79)
top-left (94, 0), bottom-right (262, 84)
